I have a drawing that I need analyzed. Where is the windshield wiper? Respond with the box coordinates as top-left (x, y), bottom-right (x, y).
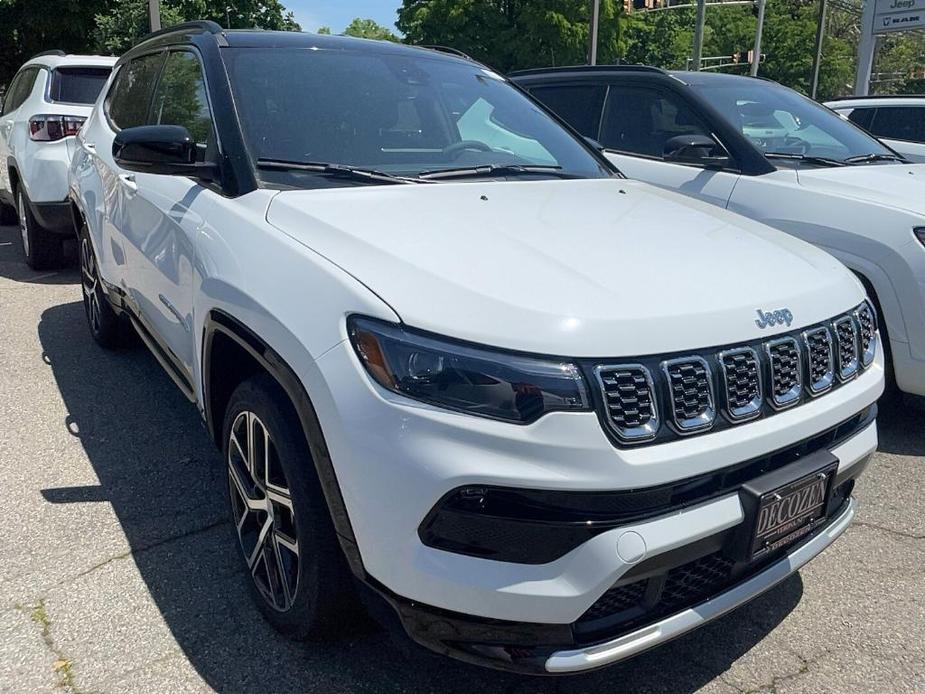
top-left (764, 152), bottom-right (847, 167)
top-left (416, 164), bottom-right (576, 180)
top-left (842, 152), bottom-right (908, 164)
top-left (256, 159), bottom-right (424, 185)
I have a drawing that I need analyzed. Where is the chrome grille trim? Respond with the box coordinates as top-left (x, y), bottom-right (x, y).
top-left (802, 326), bottom-right (834, 396)
top-left (834, 316), bottom-right (859, 381)
top-left (764, 337), bottom-right (802, 409)
top-left (660, 357), bottom-right (716, 433)
top-left (594, 364), bottom-right (660, 444)
top-left (717, 347), bottom-right (762, 422)
top-left (854, 302), bottom-right (877, 368)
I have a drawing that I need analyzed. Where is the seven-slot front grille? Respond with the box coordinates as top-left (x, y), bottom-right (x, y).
top-left (719, 347), bottom-right (762, 421)
top-left (594, 365), bottom-right (660, 443)
top-left (591, 303), bottom-right (875, 447)
top-left (803, 326), bottom-right (834, 395)
top-left (765, 337), bottom-right (802, 408)
top-left (661, 357), bottom-right (715, 432)
top-left (834, 316), bottom-right (860, 381)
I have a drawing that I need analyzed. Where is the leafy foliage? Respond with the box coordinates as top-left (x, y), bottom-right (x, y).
top-left (397, 0), bottom-right (624, 72)
top-left (0, 0), bottom-right (299, 90)
top-left (342, 18), bottom-right (400, 41)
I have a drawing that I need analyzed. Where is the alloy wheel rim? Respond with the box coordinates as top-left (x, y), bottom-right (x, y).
top-left (17, 192), bottom-right (29, 257)
top-left (228, 411), bottom-right (300, 612)
top-left (80, 237), bottom-right (102, 334)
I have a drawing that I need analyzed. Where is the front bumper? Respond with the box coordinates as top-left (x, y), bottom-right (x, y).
top-left (313, 340), bottom-right (883, 625)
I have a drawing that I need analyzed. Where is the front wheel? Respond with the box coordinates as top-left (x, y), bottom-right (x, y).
top-left (223, 374), bottom-right (356, 639)
top-left (17, 187), bottom-right (63, 270)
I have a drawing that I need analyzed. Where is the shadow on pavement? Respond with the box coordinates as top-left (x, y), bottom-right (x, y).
top-left (875, 392), bottom-right (925, 457)
top-left (0, 224), bottom-right (78, 284)
top-left (37, 298), bottom-right (803, 693)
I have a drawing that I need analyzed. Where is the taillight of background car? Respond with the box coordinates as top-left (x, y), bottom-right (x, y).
top-left (28, 115), bottom-right (86, 141)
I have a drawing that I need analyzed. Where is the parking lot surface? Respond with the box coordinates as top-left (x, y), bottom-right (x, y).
top-left (0, 223), bottom-right (923, 693)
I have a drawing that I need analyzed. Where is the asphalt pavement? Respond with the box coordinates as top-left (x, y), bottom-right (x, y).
top-left (0, 223), bottom-right (923, 693)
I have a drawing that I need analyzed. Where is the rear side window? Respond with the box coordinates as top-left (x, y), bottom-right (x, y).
top-left (149, 51), bottom-right (213, 147)
top-left (529, 84), bottom-right (607, 138)
top-left (49, 67), bottom-right (112, 104)
top-left (845, 107), bottom-right (875, 130)
top-left (2, 67), bottom-right (40, 115)
top-left (868, 106), bottom-right (925, 143)
top-left (107, 52), bottom-right (165, 129)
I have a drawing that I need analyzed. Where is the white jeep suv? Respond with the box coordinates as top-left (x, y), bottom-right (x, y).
top-left (69, 23), bottom-right (883, 674)
top-left (0, 50), bottom-right (115, 268)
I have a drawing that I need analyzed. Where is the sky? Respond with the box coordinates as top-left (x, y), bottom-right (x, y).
top-left (284, 1), bottom-right (402, 34)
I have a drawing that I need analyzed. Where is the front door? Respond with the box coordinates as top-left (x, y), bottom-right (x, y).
top-left (118, 49), bottom-right (218, 380)
top-left (600, 84), bottom-right (740, 209)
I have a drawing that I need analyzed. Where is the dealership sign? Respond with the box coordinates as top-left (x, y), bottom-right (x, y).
top-left (874, 0), bottom-right (925, 33)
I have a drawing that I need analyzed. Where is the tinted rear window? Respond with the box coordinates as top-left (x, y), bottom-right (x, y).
top-left (50, 67), bottom-right (112, 104)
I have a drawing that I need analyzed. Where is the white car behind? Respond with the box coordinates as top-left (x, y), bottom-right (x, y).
top-left (515, 67), bottom-right (925, 400)
top-left (0, 50), bottom-right (115, 268)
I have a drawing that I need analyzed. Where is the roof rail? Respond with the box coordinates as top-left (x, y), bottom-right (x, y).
top-left (28, 49), bottom-right (66, 60)
top-left (826, 93), bottom-right (925, 101)
top-left (137, 19), bottom-right (224, 45)
top-left (419, 45), bottom-right (475, 61)
top-left (510, 64), bottom-right (667, 77)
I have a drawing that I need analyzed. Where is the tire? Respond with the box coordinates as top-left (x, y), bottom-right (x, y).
top-left (223, 373), bottom-right (356, 639)
top-left (77, 220), bottom-right (122, 349)
top-left (16, 186), bottom-right (63, 270)
top-left (0, 202), bottom-right (16, 225)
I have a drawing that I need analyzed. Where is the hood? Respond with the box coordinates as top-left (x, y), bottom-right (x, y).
top-left (266, 179), bottom-right (863, 357)
top-left (797, 163), bottom-right (925, 216)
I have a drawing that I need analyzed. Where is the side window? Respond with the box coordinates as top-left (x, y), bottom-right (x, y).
top-left (529, 84), bottom-right (607, 139)
top-left (2, 73), bottom-right (24, 115)
top-left (846, 107), bottom-right (875, 130)
top-left (601, 86), bottom-right (712, 158)
top-left (2, 67), bottom-right (38, 115)
top-left (868, 107), bottom-right (925, 143)
top-left (149, 51), bottom-right (213, 149)
top-left (107, 53), bottom-right (165, 130)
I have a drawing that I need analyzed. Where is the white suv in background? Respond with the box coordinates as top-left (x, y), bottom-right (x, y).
top-left (70, 24), bottom-right (883, 674)
top-left (0, 50), bottom-right (115, 268)
top-left (515, 68), bottom-right (925, 400)
top-left (826, 96), bottom-right (925, 163)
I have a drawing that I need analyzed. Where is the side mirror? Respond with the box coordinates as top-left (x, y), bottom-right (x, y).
top-left (113, 125), bottom-right (215, 180)
top-left (663, 134), bottom-right (730, 168)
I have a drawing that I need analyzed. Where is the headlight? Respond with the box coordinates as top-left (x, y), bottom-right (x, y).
top-left (348, 316), bottom-right (590, 423)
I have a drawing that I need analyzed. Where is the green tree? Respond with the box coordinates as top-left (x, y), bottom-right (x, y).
top-left (94, 0), bottom-right (301, 55)
top-left (397, 0), bottom-right (625, 72)
top-left (0, 0), bottom-right (109, 92)
top-left (342, 17), bottom-right (400, 41)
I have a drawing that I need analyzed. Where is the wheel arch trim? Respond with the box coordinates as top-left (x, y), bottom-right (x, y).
top-left (202, 308), bottom-right (366, 577)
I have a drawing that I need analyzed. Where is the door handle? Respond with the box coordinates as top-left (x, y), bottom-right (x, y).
top-left (118, 173), bottom-right (137, 193)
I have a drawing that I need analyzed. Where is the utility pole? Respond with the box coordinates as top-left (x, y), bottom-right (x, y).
top-left (809, 0), bottom-right (828, 98)
top-left (589, 0), bottom-right (601, 65)
top-left (750, 0), bottom-right (767, 76)
top-left (692, 0), bottom-right (707, 70)
top-left (149, 0), bottom-right (161, 32)
top-left (855, 0), bottom-right (876, 95)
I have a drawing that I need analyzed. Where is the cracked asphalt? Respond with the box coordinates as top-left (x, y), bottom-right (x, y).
top-left (1, 222), bottom-right (923, 694)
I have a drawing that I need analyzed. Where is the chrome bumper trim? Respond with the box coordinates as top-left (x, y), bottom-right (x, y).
top-left (545, 497), bottom-right (857, 673)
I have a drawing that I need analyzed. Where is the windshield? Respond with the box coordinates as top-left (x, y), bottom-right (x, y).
top-left (49, 67), bottom-right (111, 105)
top-left (223, 47), bottom-right (611, 185)
top-left (691, 80), bottom-right (895, 164)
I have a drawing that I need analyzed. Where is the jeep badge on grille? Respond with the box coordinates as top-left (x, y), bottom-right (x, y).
top-left (755, 308), bottom-right (794, 329)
